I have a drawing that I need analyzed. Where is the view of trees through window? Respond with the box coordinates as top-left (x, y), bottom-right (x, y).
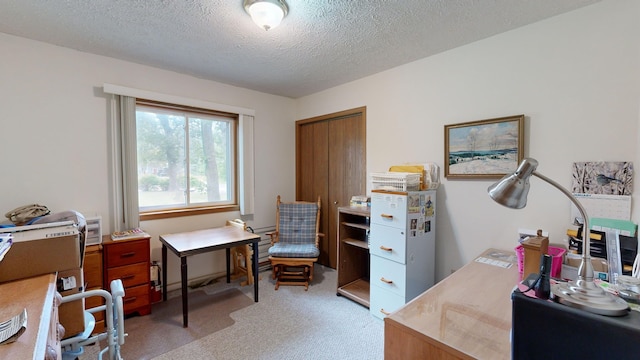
top-left (136, 104), bottom-right (236, 211)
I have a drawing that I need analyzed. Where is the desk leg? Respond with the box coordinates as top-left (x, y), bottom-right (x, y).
top-left (162, 244), bottom-right (167, 302)
top-left (253, 240), bottom-right (259, 302)
top-left (226, 248), bottom-right (231, 283)
top-left (181, 256), bottom-right (188, 327)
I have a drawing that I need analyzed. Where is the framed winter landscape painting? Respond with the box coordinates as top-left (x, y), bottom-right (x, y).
top-left (444, 115), bottom-right (524, 179)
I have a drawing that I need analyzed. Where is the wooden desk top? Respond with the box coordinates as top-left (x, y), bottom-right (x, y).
top-left (0, 273), bottom-right (57, 360)
top-left (159, 225), bottom-right (261, 256)
top-left (385, 248), bottom-right (519, 360)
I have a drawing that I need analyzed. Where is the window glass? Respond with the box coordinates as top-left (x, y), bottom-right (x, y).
top-left (136, 104), bottom-right (236, 212)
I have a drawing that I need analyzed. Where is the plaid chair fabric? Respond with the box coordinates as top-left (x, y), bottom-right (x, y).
top-left (268, 202), bottom-right (320, 258)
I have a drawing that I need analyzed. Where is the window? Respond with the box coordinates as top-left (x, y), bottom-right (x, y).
top-left (136, 100), bottom-right (238, 216)
top-left (104, 84), bottom-right (255, 230)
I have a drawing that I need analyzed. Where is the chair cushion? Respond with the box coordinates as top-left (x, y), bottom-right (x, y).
top-left (268, 243), bottom-right (320, 258)
top-left (278, 203), bottom-right (318, 246)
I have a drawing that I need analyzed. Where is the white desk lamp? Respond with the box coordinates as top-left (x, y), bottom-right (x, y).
top-left (488, 158), bottom-right (629, 316)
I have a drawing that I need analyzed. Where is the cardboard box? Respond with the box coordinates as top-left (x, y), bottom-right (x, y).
top-left (561, 257), bottom-right (609, 281)
top-left (57, 268), bottom-right (86, 339)
top-left (0, 233), bottom-right (81, 283)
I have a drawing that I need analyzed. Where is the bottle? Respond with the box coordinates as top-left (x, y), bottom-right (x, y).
top-left (534, 254), bottom-right (552, 299)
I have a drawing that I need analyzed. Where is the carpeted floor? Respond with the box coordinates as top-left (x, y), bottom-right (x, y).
top-left (121, 287), bottom-right (253, 359)
top-left (79, 264), bottom-right (384, 359)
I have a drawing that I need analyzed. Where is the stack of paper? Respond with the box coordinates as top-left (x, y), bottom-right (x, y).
top-left (0, 233), bottom-right (11, 263)
top-left (0, 308), bottom-right (27, 344)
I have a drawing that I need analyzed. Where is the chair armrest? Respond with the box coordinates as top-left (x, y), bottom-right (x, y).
top-left (266, 231), bottom-right (279, 245)
top-left (315, 232), bottom-right (324, 247)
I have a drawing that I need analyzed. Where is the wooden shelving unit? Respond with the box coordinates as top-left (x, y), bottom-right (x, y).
top-left (336, 206), bottom-right (371, 307)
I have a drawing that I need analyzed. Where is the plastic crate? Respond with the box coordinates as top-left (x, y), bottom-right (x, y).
top-left (370, 172), bottom-right (421, 191)
top-left (515, 245), bottom-right (566, 278)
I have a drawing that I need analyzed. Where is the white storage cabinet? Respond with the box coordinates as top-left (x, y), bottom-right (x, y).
top-left (369, 189), bottom-right (436, 319)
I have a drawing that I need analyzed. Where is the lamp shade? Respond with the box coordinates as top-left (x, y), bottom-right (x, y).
top-left (487, 158), bottom-right (538, 209)
top-left (244, 0), bottom-right (288, 31)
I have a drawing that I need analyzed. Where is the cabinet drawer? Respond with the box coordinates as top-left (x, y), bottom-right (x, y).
top-left (370, 224), bottom-right (406, 264)
top-left (105, 239), bottom-right (149, 267)
top-left (370, 255), bottom-right (407, 297)
top-left (106, 262), bottom-right (149, 288)
top-left (371, 192), bottom-right (407, 228)
top-left (370, 285), bottom-right (405, 320)
top-left (85, 294), bottom-right (104, 311)
top-left (84, 257), bottom-right (103, 290)
top-left (122, 284), bottom-right (150, 313)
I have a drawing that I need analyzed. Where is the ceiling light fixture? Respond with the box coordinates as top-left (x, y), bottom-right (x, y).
top-left (243, 0), bottom-right (288, 31)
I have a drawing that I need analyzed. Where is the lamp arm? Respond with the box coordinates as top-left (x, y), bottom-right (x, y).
top-left (532, 171), bottom-right (593, 282)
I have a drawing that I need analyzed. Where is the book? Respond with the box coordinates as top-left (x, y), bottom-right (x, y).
top-left (111, 228), bottom-right (150, 241)
top-left (0, 308), bottom-right (27, 344)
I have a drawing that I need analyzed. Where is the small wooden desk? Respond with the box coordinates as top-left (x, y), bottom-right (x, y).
top-left (384, 248), bottom-right (519, 359)
top-left (159, 225), bottom-right (261, 327)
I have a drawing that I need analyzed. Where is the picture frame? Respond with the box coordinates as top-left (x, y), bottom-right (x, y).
top-left (444, 115), bottom-right (524, 179)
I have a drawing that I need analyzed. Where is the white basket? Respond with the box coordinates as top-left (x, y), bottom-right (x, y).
top-left (370, 172), bottom-right (421, 191)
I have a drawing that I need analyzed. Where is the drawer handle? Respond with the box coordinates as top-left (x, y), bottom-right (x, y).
top-left (380, 277), bottom-right (393, 284)
top-left (124, 297), bottom-right (137, 303)
top-left (121, 252), bottom-right (136, 258)
top-left (121, 274), bottom-right (136, 280)
top-left (380, 214), bottom-right (393, 220)
top-left (380, 308), bottom-right (390, 316)
top-left (379, 245), bottom-right (393, 252)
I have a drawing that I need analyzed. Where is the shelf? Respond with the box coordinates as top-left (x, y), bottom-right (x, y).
top-left (338, 206), bottom-right (370, 217)
top-left (341, 221), bottom-right (369, 231)
top-left (343, 238), bottom-right (369, 250)
top-left (337, 278), bottom-right (370, 308)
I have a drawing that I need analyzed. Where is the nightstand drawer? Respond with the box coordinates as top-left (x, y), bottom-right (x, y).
top-left (106, 262), bottom-right (149, 288)
top-left (370, 255), bottom-right (407, 297)
top-left (370, 224), bottom-right (406, 264)
top-left (122, 284), bottom-right (150, 312)
top-left (105, 239), bottom-right (149, 267)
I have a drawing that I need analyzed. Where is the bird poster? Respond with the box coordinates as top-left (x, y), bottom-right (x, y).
top-left (571, 161), bottom-right (633, 195)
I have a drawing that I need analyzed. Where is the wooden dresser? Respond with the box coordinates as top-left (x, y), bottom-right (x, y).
top-left (83, 244), bottom-right (104, 333)
top-left (0, 274), bottom-right (62, 360)
top-left (102, 235), bottom-right (151, 316)
top-left (384, 248), bottom-right (519, 360)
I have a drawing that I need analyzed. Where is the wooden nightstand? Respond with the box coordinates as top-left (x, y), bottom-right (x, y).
top-left (102, 235), bottom-right (151, 316)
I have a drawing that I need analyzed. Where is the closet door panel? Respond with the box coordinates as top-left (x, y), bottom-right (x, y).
top-left (328, 113), bottom-right (366, 268)
top-left (296, 120), bottom-right (330, 265)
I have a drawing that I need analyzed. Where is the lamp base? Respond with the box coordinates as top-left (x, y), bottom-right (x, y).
top-left (551, 280), bottom-right (629, 316)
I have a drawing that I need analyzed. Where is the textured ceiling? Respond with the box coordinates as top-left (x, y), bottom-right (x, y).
top-left (0, 0), bottom-right (600, 98)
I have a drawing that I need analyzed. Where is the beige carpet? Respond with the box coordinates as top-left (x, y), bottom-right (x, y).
top-left (79, 265), bottom-right (384, 359)
top-left (100, 286), bottom-right (253, 360)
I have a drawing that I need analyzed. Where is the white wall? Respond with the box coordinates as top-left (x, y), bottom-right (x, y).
top-left (0, 33), bottom-right (296, 288)
top-left (1, 0), bottom-right (638, 289)
top-left (296, 0), bottom-right (640, 281)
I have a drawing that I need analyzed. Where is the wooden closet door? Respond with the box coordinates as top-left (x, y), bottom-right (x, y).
top-left (296, 107), bottom-right (366, 268)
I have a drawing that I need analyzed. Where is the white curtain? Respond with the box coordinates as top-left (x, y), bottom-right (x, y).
top-left (239, 114), bottom-right (255, 215)
top-left (109, 94), bottom-right (139, 231)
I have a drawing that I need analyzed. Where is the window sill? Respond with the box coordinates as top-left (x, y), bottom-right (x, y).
top-left (140, 205), bottom-right (240, 221)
